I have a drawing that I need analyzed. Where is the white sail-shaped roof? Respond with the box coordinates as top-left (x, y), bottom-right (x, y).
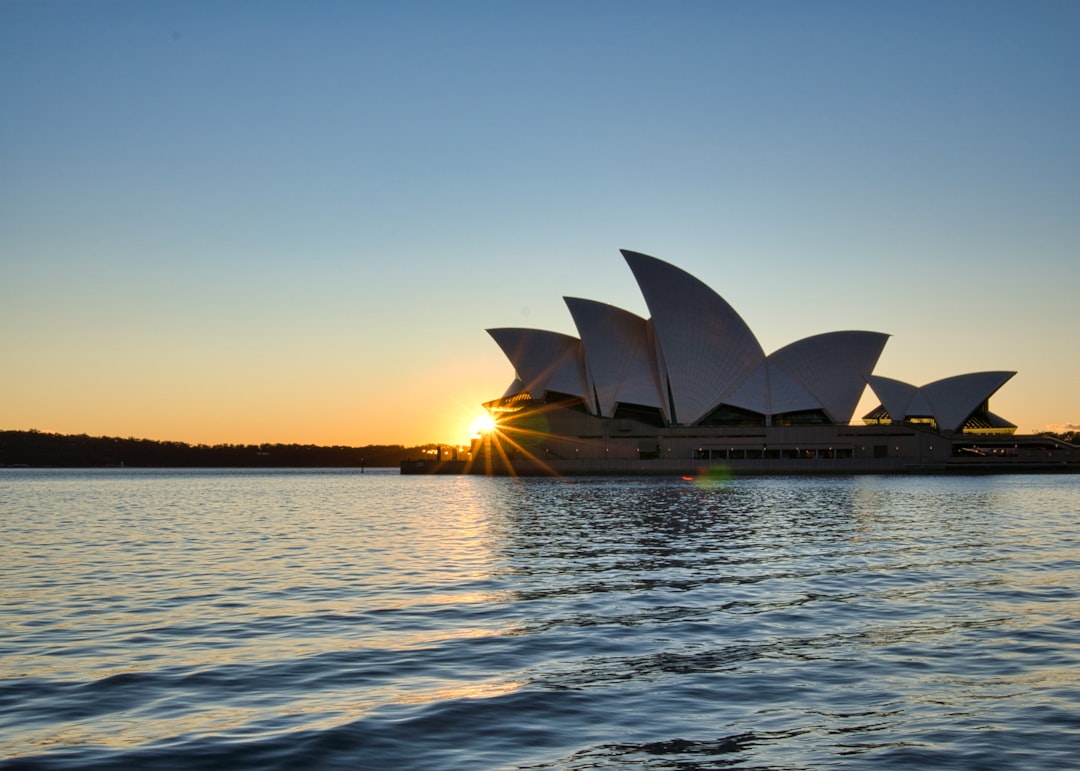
top-left (769, 331), bottom-right (889, 424)
top-left (723, 360), bottom-right (775, 415)
top-left (483, 249), bottom-right (1016, 435)
top-left (621, 250), bottom-right (765, 425)
top-left (486, 328), bottom-right (588, 402)
top-left (921, 371), bottom-right (1016, 432)
top-left (866, 371), bottom-right (1016, 431)
top-left (769, 362), bottom-right (820, 415)
top-left (906, 390), bottom-right (935, 418)
top-left (564, 298), bottom-right (665, 418)
top-left (866, 375), bottom-right (918, 421)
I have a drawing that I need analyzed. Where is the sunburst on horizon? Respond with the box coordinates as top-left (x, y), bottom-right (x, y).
top-left (468, 413), bottom-right (498, 437)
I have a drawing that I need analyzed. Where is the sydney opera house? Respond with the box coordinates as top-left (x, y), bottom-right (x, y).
top-left (405, 250), bottom-right (1078, 475)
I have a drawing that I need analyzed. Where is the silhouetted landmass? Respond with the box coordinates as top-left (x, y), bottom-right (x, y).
top-left (0, 430), bottom-right (459, 468)
top-left (1039, 430), bottom-right (1080, 446)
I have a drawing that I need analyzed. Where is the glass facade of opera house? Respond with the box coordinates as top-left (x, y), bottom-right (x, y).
top-left (409, 251), bottom-right (1079, 475)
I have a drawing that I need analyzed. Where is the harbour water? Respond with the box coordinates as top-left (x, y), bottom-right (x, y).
top-left (2, 469), bottom-right (1079, 769)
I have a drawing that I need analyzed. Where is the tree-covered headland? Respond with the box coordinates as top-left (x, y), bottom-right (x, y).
top-left (0, 430), bottom-right (463, 468)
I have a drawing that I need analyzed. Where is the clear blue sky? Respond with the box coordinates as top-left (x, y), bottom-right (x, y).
top-left (3, 0), bottom-right (1078, 445)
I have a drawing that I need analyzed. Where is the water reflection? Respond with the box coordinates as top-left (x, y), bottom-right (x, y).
top-left (484, 477), bottom-right (871, 594)
top-left (2, 471), bottom-right (1079, 770)
top-left (465, 474), bottom-right (1080, 767)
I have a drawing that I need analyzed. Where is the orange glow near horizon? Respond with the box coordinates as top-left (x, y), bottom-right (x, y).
top-left (2, 381), bottom-right (508, 450)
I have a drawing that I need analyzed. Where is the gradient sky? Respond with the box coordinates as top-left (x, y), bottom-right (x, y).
top-left (3, 1), bottom-right (1078, 447)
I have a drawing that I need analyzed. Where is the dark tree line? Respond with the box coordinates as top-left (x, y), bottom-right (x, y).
top-left (0, 430), bottom-right (453, 468)
top-left (1041, 430), bottom-right (1080, 446)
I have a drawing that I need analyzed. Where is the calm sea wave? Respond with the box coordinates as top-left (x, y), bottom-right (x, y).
top-left (2, 469), bottom-right (1079, 770)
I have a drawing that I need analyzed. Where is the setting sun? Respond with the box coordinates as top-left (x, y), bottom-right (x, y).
top-left (469, 413), bottom-right (497, 437)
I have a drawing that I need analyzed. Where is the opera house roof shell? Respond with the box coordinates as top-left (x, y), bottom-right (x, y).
top-left (487, 250), bottom-right (1015, 434)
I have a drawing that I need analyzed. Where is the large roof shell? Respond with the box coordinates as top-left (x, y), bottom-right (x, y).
top-left (724, 332), bottom-right (888, 423)
top-left (865, 375), bottom-right (919, 421)
top-left (768, 331), bottom-right (889, 424)
top-left (723, 361), bottom-right (774, 416)
top-left (564, 297), bottom-right (665, 418)
top-left (486, 328), bottom-right (588, 403)
top-left (921, 371), bottom-right (1016, 432)
top-left (622, 250), bottom-right (765, 425)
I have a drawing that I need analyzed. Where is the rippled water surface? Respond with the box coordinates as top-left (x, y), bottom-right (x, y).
top-left (3, 469), bottom-right (1080, 769)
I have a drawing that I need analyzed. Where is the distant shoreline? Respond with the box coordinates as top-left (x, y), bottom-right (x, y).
top-left (0, 430), bottom-right (457, 469)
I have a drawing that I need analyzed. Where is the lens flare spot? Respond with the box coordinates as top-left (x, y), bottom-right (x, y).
top-left (693, 464), bottom-right (734, 489)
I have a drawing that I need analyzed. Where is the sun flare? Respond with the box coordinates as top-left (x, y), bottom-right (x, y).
top-left (469, 413), bottom-right (497, 437)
